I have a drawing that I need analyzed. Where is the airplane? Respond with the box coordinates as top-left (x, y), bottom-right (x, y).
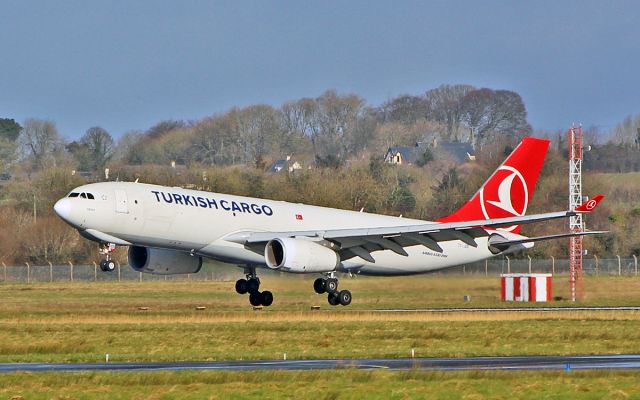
top-left (53, 137), bottom-right (605, 307)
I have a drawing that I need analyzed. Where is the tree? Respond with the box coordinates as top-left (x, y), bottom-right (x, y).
top-left (415, 147), bottom-right (434, 167)
top-left (112, 131), bottom-right (144, 162)
top-left (424, 84), bottom-right (475, 141)
top-left (610, 114), bottom-right (640, 145)
top-left (19, 119), bottom-right (64, 169)
top-left (0, 118), bottom-right (21, 142)
top-left (378, 95), bottom-right (429, 124)
top-left (460, 88), bottom-right (531, 148)
top-left (235, 105), bottom-right (281, 164)
top-left (146, 120), bottom-right (189, 139)
top-left (0, 118), bottom-right (21, 171)
top-left (191, 113), bottom-right (241, 165)
top-left (386, 174), bottom-right (417, 214)
top-left (70, 127), bottom-right (114, 171)
top-left (428, 167), bottom-right (467, 218)
top-left (306, 90), bottom-right (372, 166)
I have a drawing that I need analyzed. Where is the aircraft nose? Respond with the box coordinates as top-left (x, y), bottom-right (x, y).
top-left (53, 198), bottom-right (71, 220)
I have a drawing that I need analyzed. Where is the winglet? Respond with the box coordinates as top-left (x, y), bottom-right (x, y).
top-left (575, 194), bottom-right (604, 212)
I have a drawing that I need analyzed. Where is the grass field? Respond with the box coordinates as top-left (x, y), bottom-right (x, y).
top-left (1, 370), bottom-right (640, 400)
top-left (1, 274), bottom-right (640, 399)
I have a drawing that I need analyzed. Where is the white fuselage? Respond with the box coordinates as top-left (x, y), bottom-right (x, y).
top-left (55, 182), bottom-right (513, 276)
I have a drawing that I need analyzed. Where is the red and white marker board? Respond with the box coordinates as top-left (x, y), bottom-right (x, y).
top-left (501, 274), bottom-right (552, 302)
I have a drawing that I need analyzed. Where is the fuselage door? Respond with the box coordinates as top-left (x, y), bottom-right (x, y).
top-left (115, 190), bottom-right (129, 214)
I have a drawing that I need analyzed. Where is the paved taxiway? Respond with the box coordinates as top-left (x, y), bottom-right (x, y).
top-left (2, 355), bottom-right (640, 373)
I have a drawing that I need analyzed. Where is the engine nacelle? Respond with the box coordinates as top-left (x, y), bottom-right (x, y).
top-left (487, 233), bottom-right (533, 255)
top-left (264, 237), bottom-right (339, 273)
top-left (128, 246), bottom-right (203, 275)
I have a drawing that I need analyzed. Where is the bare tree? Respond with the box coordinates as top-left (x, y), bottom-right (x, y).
top-left (191, 112), bottom-right (242, 165)
top-left (235, 105), bottom-right (280, 164)
top-left (112, 130), bottom-right (144, 162)
top-left (424, 84), bottom-right (475, 141)
top-left (610, 114), bottom-right (640, 145)
top-left (460, 88), bottom-right (531, 147)
top-left (280, 98), bottom-right (316, 154)
top-left (19, 119), bottom-right (64, 169)
top-left (307, 90), bottom-right (371, 166)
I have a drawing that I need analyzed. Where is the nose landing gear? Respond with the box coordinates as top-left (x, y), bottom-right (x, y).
top-left (313, 274), bottom-right (351, 306)
top-left (236, 266), bottom-right (273, 307)
top-left (99, 243), bottom-right (117, 272)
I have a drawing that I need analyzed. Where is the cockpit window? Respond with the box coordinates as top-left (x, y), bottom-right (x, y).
top-left (68, 192), bottom-right (95, 199)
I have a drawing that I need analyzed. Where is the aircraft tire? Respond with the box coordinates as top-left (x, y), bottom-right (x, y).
top-left (106, 260), bottom-right (116, 272)
top-left (249, 291), bottom-right (263, 307)
top-left (99, 261), bottom-right (108, 272)
top-left (261, 291), bottom-right (273, 307)
top-left (313, 278), bottom-right (326, 294)
top-left (338, 290), bottom-right (352, 306)
top-left (327, 292), bottom-right (340, 306)
top-left (235, 279), bottom-right (248, 294)
top-left (247, 278), bottom-right (260, 294)
top-left (326, 278), bottom-right (339, 294)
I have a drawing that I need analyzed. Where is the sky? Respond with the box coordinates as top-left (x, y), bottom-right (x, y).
top-left (1, 0), bottom-right (639, 139)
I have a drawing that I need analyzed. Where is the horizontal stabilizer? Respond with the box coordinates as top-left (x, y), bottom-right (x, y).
top-left (490, 230), bottom-right (607, 248)
top-left (575, 194), bottom-right (605, 212)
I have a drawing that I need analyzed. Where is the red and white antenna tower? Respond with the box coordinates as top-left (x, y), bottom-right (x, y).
top-left (568, 126), bottom-right (584, 301)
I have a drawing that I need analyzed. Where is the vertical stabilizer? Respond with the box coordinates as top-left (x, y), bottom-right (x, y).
top-left (438, 137), bottom-right (550, 233)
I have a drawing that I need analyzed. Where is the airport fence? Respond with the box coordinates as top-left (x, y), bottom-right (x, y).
top-left (0, 256), bottom-right (638, 283)
top-left (442, 255), bottom-right (639, 277)
top-left (0, 262), bottom-right (239, 283)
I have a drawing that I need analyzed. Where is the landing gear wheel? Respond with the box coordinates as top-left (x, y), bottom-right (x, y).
top-left (261, 291), bottom-right (274, 307)
top-left (235, 279), bottom-right (248, 294)
top-left (325, 278), bottom-right (339, 294)
top-left (247, 278), bottom-right (260, 294)
top-left (105, 260), bottom-right (116, 272)
top-left (249, 291), bottom-right (263, 307)
top-left (328, 292), bottom-right (340, 306)
top-left (99, 260), bottom-right (108, 272)
top-left (314, 278), bottom-right (327, 294)
top-left (338, 290), bottom-right (352, 306)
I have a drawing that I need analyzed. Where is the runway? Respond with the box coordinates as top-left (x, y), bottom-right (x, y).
top-left (2, 355), bottom-right (640, 373)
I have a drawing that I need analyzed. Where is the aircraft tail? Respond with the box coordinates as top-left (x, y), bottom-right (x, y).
top-left (438, 137), bottom-right (550, 233)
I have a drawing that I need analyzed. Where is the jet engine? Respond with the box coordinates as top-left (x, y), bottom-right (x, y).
top-left (128, 246), bottom-right (202, 275)
top-left (264, 237), bottom-right (339, 273)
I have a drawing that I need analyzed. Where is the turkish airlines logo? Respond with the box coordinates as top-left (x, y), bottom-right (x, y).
top-left (584, 200), bottom-right (597, 211)
top-left (479, 165), bottom-right (528, 232)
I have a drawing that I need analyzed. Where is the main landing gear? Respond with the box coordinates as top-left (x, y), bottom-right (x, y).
top-left (314, 273), bottom-right (351, 306)
top-left (99, 243), bottom-right (116, 272)
top-left (235, 266), bottom-right (273, 307)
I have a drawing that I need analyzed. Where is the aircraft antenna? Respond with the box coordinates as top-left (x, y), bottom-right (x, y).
top-left (568, 125), bottom-right (584, 301)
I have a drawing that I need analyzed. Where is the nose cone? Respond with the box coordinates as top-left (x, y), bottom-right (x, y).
top-left (53, 198), bottom-right (71, 221)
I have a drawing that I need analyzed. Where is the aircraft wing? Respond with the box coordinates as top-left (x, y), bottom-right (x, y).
top-left (225, 208), bottom-right (599, 263)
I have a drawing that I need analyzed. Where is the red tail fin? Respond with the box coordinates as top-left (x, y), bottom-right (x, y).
top-left (438, 137), bottom-right (550, 233)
